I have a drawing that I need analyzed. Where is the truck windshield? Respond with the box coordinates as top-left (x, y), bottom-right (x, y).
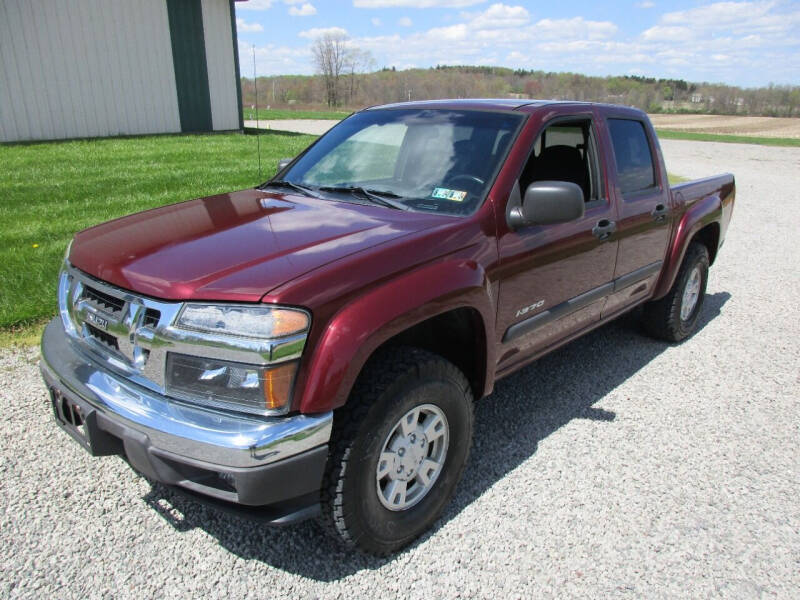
top-left (279, 108), bottom-right (524, 215)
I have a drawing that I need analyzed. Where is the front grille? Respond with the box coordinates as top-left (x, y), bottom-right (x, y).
top-left (60, 265), bottom-right (285, 393)
top-left (82, 285), bottom-right (125, 316)
top-left (85, 323), bottom-right (119, 352)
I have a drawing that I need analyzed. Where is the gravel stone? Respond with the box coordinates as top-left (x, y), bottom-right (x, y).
top-left (1, 139), bottom-right (798, 598)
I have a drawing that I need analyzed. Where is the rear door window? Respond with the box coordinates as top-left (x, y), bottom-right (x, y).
top-left (607, 119), bottom-right (656, 194)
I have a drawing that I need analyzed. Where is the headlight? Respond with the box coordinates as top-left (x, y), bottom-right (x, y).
top-left (166, 353), bottom-right (297, 416)
top-left (176, 304), bottom-right (309, 339)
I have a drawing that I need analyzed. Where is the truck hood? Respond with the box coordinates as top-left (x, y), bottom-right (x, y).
top-left (69, 188), bottom-right (447, 301)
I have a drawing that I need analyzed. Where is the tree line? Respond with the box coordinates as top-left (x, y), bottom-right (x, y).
top-left (241, 42), bottom-right (799, 118)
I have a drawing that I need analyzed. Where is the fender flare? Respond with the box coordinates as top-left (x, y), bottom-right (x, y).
top-left (652, 193), bottom-right (721, 299)
top-left (297, 259), bottom-right (495, 413)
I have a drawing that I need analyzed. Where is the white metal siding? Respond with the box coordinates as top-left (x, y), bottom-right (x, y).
top-left (201, 0), bottom-right (239, 131)
top-left (0, 0), bottom-right (181, 142)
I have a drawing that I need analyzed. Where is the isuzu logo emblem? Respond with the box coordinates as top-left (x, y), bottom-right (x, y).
top-left (86, 312), bottom-right (109, 330)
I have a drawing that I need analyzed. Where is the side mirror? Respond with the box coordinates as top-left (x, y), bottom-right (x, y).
top-left (508, 181), bottom-right (585, 228)
top-left (277, 157), bottom-right (293, 172)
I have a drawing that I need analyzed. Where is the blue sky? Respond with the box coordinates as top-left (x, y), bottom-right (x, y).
top-left (234, 1), bottom-right (800, 87)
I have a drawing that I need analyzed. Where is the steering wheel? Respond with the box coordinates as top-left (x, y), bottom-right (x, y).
top-left (445, 174), bottom-right (485, 188)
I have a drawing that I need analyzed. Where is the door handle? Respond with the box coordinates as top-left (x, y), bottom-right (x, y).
top-left (592, 219), bottom-right (617, 240)
top-left (651, 203), bottom-right (668, 222)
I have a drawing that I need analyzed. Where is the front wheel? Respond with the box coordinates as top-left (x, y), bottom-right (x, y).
top-left (642, 242), bottom-right (710, 342)
top-left (319, 347), bottom-right (474, 555)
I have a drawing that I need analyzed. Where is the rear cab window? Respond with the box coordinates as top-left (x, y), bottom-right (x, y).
top-left (607, 119), bottom-right (657, 195)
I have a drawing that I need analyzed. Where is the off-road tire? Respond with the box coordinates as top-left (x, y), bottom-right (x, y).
top-left (318, 346), bottom-right (474, 555)
top-left (642, 242), bottom-right (710, 342)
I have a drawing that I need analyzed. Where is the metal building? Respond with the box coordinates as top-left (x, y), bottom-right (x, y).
top-left (0, 0), bottom-right (244, 142)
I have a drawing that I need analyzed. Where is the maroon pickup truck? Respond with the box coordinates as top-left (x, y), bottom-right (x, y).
top-left (41, 99), bottom-right (734, 555)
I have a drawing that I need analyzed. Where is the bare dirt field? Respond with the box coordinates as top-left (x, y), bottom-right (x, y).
top-left (649, 114), bottom-right (800, 138)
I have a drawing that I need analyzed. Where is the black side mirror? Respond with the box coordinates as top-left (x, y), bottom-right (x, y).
top-left (508, 181), bottom-right (585, 228)
top-left (277, 158), bottom-right (293, 172)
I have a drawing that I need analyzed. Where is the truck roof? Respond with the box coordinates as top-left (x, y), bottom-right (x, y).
top-left (366, 98), bottom-right (645, 117)
top-left (368, 98), bottom-right (550, 111)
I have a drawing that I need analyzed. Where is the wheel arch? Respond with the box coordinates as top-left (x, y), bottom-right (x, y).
top-left (296, 259), bottom-right (496, 414)
top-left (692, 221), bottom-right (721, 265)
top-left (653, 193), bottom-right (722, 300)
top-left (371, 306), bottom-right (487, 401)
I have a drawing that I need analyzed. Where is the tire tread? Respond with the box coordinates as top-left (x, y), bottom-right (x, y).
top-left (642, 242), bottom-right (709, 342)
top-left (318, 346), bottom-right (472, 555)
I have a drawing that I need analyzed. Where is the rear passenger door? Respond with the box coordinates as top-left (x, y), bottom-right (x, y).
top-left (496, 112), bottom-right (618, 373)
top-left (602, 116), bottom-right (672, 316)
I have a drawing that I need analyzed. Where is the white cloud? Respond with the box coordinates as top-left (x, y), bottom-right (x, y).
top-left (236, 17), bottom-right (264, 33)
top-left (636, 1), bottom-right (655, 7)
top-left (468, 3), bottom-right (529, 29)
top-left (237, 0), bottom-right (273, 9)
top-left (661, 0), bottom-right (768, 26)
top-left (354, 12), bottom-right (618, 69)
top-left (371, 17), bottom-right (383, 26)
top-left (240, 41), bottom-right (312, 77)
top-left (298, 26), bottom-right (349, 38)
top-left (354, 0), bottom-right (487, 7)
top-left (640, 25), bottom-right (692, 42)
top-left (425, 24), bottom-right (468, 41)
top-left (398, 16), bottom-right (413, 26)
top-left (289, 2), bottom-right (317, 16)
top-left (642, 1), bottom-right (800, 44)
top-left (533, 17), bottom-right (617, 41)
top-left (238, 0), bottom-right (313, 10)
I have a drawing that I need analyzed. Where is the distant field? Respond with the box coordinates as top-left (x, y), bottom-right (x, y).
top-left (0, 131), bottom-right (316, 335)
top-left (243, 108), bottom-right (352, 121)
top-left (649, 114), bottom-right (800, 139)
top-left (248, 110), bottom-right (800, 146)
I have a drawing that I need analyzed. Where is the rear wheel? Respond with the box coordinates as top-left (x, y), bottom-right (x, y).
top-left (642, 242), bottom-right (709, 342)
top-left (319, 347), bottom-right (473, 555)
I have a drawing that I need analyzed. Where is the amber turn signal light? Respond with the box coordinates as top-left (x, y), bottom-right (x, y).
top-left (264, 362), bottom-right (298, 411)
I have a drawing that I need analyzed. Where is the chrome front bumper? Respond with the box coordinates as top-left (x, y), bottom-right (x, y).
top-left (40, 318), bottom-right (332, 511)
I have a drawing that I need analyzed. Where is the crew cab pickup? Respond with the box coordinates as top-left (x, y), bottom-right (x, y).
top-left (40, 100), bottom-right (734, 555)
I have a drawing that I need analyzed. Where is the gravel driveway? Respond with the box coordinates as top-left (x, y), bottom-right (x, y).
top-left (2, 139), bottom-right (799, 598)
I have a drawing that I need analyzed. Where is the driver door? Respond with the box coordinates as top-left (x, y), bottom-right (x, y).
top-left (495, 113), bottom-right (618, 373)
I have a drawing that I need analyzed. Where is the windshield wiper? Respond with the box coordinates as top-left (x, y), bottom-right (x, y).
top-left (317, 186), bottom-right (410, 211)
top-left (261, 179), bottom-right (322, 199)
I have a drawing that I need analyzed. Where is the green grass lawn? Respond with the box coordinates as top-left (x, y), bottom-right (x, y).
top-left (668, 173), bottom-right (687, 184)
top-left (0, 131), bottom-right (316, 338)
top-left (243, 108), bottom-right (352, 121)
top-left (656, 129), bottom-right (800, 147)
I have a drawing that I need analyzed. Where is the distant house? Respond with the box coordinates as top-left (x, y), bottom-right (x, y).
top-left (0, 0), bottom-right (246, 142)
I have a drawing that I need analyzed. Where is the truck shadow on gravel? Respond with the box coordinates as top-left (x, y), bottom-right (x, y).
top-left (142, 292), bottom-right (730, 581)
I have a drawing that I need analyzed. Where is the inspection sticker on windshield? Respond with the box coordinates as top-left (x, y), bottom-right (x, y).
top-left (431, 187), bottom-right (467, 202)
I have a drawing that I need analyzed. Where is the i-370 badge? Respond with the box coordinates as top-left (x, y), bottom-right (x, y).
top-left (516, 299), bottom-right (544, 318)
